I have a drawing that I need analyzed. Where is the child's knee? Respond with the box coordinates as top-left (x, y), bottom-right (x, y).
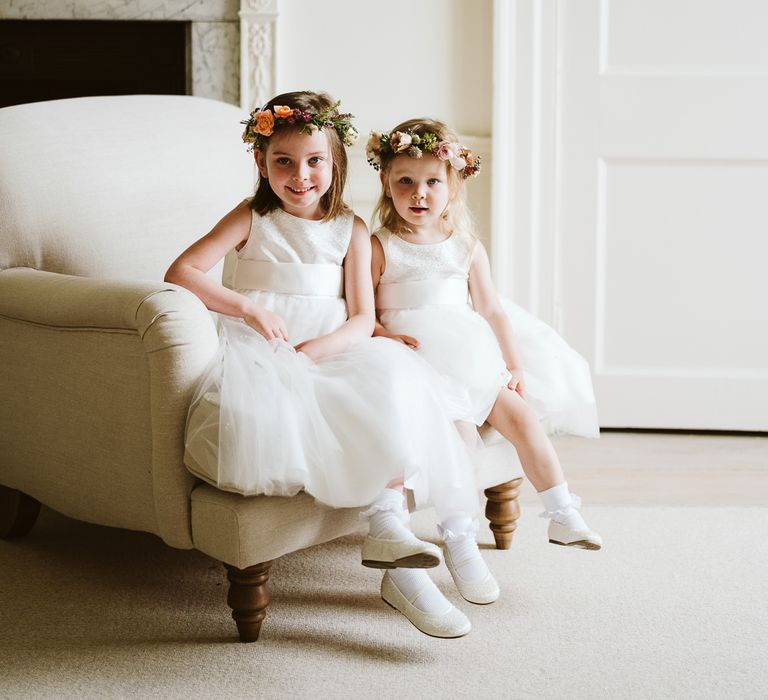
top-left (499, 388), bottom-right (538, 430)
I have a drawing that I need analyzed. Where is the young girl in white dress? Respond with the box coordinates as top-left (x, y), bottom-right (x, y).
top-left (367, 118), bottom-right (604, 610)
top-left (166, 93), bottom-right (477, 638)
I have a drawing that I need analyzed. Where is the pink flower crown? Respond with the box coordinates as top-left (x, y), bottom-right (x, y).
top-left (366, 130), bottom-right (481, 179)
top-left (241, 100), bottom-right (358, 151)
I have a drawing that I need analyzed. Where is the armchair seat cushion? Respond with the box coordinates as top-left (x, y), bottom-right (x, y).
top-left (191, 486), bottom-right (363, 569)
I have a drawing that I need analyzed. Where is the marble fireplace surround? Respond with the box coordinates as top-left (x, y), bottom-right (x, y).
top-left (0, 0), bottom-right (277, 110)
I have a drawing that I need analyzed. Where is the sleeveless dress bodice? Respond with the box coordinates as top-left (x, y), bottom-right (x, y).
top-left (239, 206), bottom-right (352, 265)
top-left (373, 227), bottom-right (599, 435)
top-left (377, 228), bottom-right (475, 284)
top-left (233, 208), bottom-right (353, 345)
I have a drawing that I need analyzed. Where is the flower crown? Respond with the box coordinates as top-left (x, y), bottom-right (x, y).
top-left (241, 100), bottom-right (358, 150)
top-left (366, 130), bottom-right (481, 179)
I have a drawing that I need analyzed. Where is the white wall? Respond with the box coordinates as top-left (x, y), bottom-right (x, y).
top-left (275, 0), bottom-right (493, 241)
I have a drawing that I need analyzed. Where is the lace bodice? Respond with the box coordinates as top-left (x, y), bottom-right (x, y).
top-left (373, 228), bottom-right (476, 284)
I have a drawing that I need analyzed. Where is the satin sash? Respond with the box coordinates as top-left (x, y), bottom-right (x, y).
top-left (233, 259), bottom-right (344, 297)
top-left (376, 278), bottom-right (469, 310)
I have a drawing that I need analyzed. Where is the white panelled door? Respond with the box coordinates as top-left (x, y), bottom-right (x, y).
top-left (494, 0), bottom-right (768, 430)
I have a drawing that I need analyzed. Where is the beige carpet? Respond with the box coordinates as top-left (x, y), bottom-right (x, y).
top-left (1, 502), bottom-right (766, 699)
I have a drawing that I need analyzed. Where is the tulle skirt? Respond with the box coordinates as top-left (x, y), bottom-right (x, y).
top-left (184, 315), bottom-right (479, 518)
top-left (378, 299), bottom-right (600, 437)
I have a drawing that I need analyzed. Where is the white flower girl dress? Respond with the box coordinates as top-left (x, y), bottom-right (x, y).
top-left (184, 207), bottom-right (477, 518)
top-left (373, 228), bottom-right (600, 437)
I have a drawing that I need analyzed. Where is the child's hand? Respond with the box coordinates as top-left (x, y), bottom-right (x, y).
top-left (295, 336), bottom-right (331, 362)
top-left (373, 323), bottom-right (419, 349)
top-left (390, 334), bottom-right (420, 350)
top-left (507, 370), bottom-right (527, 399)
top-left (244, 305), bottom-right (288, 341)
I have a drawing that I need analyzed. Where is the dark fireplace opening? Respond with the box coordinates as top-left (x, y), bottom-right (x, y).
top-left (0, 20), bottom-right (189, 108)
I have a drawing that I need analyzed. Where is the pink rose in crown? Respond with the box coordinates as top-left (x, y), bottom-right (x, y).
top-left (273, 105), bottom-right (292, 119)
top-left (435, 141), bottom-right (459, 161)
top-left (254, 110), bottom-right (275, 136)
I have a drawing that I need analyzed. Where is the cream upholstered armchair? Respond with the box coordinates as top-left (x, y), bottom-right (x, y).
top-left (0, 95), bottom-right (524, 642)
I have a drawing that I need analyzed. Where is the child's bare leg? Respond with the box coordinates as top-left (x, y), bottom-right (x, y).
top-left (486, 387), bottom-right (564, 491)
top-left (487, 387), bottom-right (602, 550)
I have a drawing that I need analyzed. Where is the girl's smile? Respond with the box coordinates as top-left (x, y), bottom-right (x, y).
top-left (256, 127), bottom-right (333, 219)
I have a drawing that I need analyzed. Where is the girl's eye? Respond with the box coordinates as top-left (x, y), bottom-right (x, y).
top-left (309, 156), bottom-right (323, 165)
top-left (276, 157), bottom-right (291, 166)
top-left (398, 177), bottom-right (412, 185)
top-left (428, 178), bottom-right (440, 185)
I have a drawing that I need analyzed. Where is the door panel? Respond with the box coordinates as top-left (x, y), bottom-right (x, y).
top-left (558, 0), bottom-right (768, 429)
top-left (493, 0), bottom-right (768, 429)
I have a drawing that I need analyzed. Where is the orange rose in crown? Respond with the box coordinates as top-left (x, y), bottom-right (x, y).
top-left (273, 105), bottom-right (293, 119)
top-left (254, 110), bottom-right (275, 136)
top-left (241, 100), bottom-right (356, 151)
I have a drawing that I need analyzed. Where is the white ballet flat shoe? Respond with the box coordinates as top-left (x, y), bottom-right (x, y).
top-left (548, 520), bottom-right (603, 550)
top-left (381, 572), bottom-right (471, 639)
top-left (362, 535), bottom-right (442, 569)
top-left (444, 546), bottom-right (500, 605)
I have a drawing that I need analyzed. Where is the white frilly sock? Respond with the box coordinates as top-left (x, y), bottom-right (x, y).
top-left (361, 488), bottom-right (415, 541)
top-left (538, 481), bottom-right (589, 531)
top-left (439, 515), bottom-right (489, 584)
top-left (387, 569), bottom-right (452, 615)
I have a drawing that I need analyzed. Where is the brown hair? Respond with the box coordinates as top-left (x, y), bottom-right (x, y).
top-left (251, 91), bottom-right (351, 222)
top-left (371, 117), bottom-right (474, 236)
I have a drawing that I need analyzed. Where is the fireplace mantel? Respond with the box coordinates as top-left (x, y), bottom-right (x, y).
top-left (0, 0), bottom-right (278, 109)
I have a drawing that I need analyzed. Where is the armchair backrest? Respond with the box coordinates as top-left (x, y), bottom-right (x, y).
top-left (0, 95), bottom-right (254, 280)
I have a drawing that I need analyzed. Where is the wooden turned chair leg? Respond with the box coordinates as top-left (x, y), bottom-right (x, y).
top-left (225, 560), bottom-right (273, 642)
top-left (0, 485), bottom-right (41, 539)
top-left (484, 477), bottom-right (524, 549)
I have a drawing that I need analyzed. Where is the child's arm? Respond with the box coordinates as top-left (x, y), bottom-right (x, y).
top-left (468, 240), bottom-right (526, 397)
top-left (164, 200), bottom-right (288, 341)
top-left (294, 216), bottom-right (376, 361)
top-left (369, 235), bottom-right (419, 349)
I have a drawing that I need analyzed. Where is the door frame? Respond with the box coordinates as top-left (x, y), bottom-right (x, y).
top-left (491, 0), bottom-right (561, 328)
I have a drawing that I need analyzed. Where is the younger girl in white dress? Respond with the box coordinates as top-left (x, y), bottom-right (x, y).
top-left (166, 94), bottom-right (478, 638)
top-left (367, 118), bottom-right (603, 609)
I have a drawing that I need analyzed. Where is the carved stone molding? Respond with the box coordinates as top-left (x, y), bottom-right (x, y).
top-left (1, 0), bottom-right (241, 105)
top-left (242, 0), bottom-right (275, 11)
top-left (239, 0), bottom-right (278, 112)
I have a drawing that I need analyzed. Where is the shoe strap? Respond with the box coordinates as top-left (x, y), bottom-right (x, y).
top-left (409, 583), bottom-right (452, 615)
top-left (444, 536), bottom-right (484, 569)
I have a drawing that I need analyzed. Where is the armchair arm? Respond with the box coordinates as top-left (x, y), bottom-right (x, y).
top-left (0, 267), bottom-right (219, 548)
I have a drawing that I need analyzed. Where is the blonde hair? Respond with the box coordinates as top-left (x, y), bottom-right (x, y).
top-left (371, 118), bottom-right (475, 237)
top-left (251, 90), bottom-right (351, 222)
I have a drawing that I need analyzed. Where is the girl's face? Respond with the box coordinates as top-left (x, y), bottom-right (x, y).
top-left (256, 126), bottom-right (333, 220)
top-left (384, 154), bottom-right (453, 233)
